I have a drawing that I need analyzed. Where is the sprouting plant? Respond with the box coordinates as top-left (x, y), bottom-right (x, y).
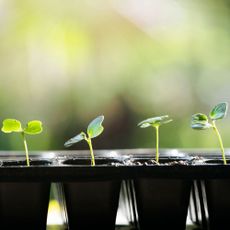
top-left (138, 115), bottom-right (173, 163)
top-left (191, 102), bottom-right (228, 165)
top-left (1, 119), bottom-right (43, 166)
top-left (64, 115), bottom-right (104, 166)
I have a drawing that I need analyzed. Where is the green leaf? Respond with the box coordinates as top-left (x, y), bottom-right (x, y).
top-left (209, 102), bottom-right (228, 121)
top-left (191, 113), bottom-right (209, 124)
top-left (64, 132), bottom-right (86, 147)
top-left (191, 123), bottom-right (212, 130)
top-left (87, 115), bottom-right (104, 138)
top-left (191, 113), bottom-right (212, 130)
top-left (1, 119), bottom-right (23, 133)
top-left (24, 120), bottom-right (43, 135)
top-left (137, 115), bottom-right (172, 128)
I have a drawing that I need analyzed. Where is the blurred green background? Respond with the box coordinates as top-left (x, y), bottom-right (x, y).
top-left (0, 0), bottom-right (230, 152)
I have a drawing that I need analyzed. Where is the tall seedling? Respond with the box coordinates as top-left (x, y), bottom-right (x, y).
top-left (64, 115), bottom-right (104, 166)
top-left (1, 119), bottom-right (43, 166)
top-left (138, 115), bottom-right (172, 163)
top-left (191, 102), bottom-right (228, 164)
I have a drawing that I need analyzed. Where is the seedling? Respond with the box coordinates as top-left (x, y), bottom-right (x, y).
top-left (1, 119), bottom-right (43, 166)
top-left (64, 115), bottom-right (104, 166)
top-left (138, 115), bottom-right (173, 163)
top-left (191, 102), bottom-right (228, 165)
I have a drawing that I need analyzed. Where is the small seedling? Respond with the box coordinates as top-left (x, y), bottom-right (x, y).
top-left (64, 115), bottom-right (104, 166)
top-left (191, 102), bottom-right (228, 165)
top-left (138, 115), bottom-right (173, 163)
top-left (1, 119), bottom-right (43, 166)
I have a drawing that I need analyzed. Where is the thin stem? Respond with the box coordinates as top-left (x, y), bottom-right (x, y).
top-left (86, 138), bottom-right (95, 166)
top-left (212, 121), bottom-right (227, 165)
top-left (155, 126), bottom-right (159, 163)
top-left (21, 132), bottom-right (30, 166)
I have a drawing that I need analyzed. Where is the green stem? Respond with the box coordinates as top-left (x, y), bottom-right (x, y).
top-left (155, 126), bottom-right (159, 163)
top-left (22, 132), bottom-right (30, 166)
top-left (212, 121), bottom-right (227, 165)
top-left (86, 138), bottom-right (95, 166)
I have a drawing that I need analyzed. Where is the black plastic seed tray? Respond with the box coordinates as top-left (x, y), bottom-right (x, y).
top-left (0, 149), bottom-right (229, 182)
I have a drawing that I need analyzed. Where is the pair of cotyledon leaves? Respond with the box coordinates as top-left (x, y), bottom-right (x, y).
top-left (137, 115), bottom-right (173, 128)
top-left (191, 102), bottom-right (228, 130)
top-left (64, 115), bottom-right (104, 147)
top-left (1, 119), bottom-right (43, 135)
